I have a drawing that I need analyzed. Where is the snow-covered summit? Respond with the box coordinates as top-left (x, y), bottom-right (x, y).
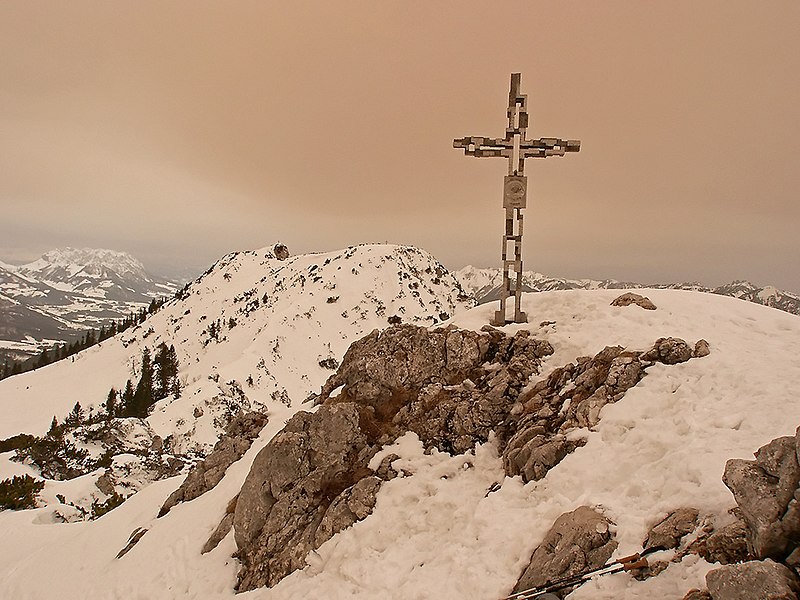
top-left (0, 243), bottom-right (474, 442)
top-left (1, 285), bottom-right (799, 599)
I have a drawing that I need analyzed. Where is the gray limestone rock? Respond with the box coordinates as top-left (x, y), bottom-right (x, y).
top-left (722, 432), bottom-right (800, 559)
top-left (314, 476), bottom-right (382, 547)
top-left (641, 337), bottom-right (694, 365)
top-left (233, 403), bottom-right (375, 591)
top-left (702, 517), bottom-right (753, 565)
top-left (705, 559), bottom-right (800, 600)
top-left (645, 507), bottom-right (700, 551)
top-left (611, 292), bottom-right (657, 310)
top-left (513, 506), bottom-right (617, 594)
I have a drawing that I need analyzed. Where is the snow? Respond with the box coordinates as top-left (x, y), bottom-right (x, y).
top-left (1, 279), bottom-right (800, 598)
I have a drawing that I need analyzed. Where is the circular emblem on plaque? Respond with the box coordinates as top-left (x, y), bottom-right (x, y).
top-left (507, 180), bottom-right (525, 199)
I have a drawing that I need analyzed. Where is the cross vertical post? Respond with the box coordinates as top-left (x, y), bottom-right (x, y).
top-left (454, 73), bottom-right (580, 325)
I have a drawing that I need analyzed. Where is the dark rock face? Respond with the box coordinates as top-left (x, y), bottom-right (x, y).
top-left (722, 429), bottom-right (800, 560)
top-left (513, 506), bottom-right (617, 594)
top-left (705, 559), bottom-right (800, 600)
top-left (273, 244), bottom-right (289, 260)
top-left (159, 411), bottom-right (268, 517)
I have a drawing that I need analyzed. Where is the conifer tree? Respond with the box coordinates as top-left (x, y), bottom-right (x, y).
top-left (65, 402), bottom-right (85, 427)
top-left (132, 348), bottom-right (154, 416)
top-left (105, 388), bottom-right (117, 418)
top-left (122, 379), bottom-right (135, 417)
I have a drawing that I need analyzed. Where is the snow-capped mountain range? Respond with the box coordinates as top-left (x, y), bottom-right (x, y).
top-left (1, 243), bottom-right (799, 599)
top-left (455, 265), bottom-right (800, 316)
top-left (0, 248), bottom-right (179, 360)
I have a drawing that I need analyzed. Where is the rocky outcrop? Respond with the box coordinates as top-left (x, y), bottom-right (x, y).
top-left (611, 292), bottom-right (657, 310)
top-left (233, 402), bottom-right (379, 590)
top-left (503, 345), bottom-right (649, 482)
top-left (235, 325), bottom-right (553, 590)
top-left (722, 428), bottom-right (800, 560)
top-left (705, 559), bottom-right (800, 600)
top-left (513, 506), bottom-right (617, 594)
top-left (158, 411), bottom-right (267, 517)
top-left (675, 429), bottom-right (800, 599)
top-left (391, 328), bottom-right (554, 454)
top-left (234, 326), bottom-right (708, 591)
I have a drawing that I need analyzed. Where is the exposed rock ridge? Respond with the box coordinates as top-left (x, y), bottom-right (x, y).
top-left (233, 325), bottom-right (708, 591)
top-left (234, 324), bottom-right (553, 590)
top-left (722, 427), bottom-right (800, 562)
top-left (503, 337), bottom-right (707, 483)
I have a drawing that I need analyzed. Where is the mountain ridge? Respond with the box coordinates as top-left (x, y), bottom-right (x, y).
top-left (0, 248), bottom-right (180, 361)
top-left (455, 265), bottom-right (800, 316)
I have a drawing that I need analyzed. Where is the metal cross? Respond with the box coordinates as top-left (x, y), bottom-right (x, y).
top-left (454, 73), bottom-right (580, 325)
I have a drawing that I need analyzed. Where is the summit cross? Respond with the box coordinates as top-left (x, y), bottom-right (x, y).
top-left (454, 73), bottom-right (580, 325)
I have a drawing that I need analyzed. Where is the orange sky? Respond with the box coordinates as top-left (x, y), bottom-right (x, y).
top-left (1, 1), bottom-right (799, 290)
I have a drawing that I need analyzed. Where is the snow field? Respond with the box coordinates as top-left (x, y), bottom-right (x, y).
top-left (1, 284), bottom-right (799, 599)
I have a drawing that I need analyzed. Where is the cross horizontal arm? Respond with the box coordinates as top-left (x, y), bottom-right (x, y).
top-left (454, 136), bottom-right (580, 159)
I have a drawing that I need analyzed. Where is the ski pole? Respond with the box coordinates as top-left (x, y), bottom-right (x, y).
top-left (500, 546), bottom-right (660, 600)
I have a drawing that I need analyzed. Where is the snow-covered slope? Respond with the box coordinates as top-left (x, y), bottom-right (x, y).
top-left (455, 265), bottom-right (800, 316)
top-left (1, 284), bottom-right (799, 599)
top-left (0, 243), bottom-right (472, 443)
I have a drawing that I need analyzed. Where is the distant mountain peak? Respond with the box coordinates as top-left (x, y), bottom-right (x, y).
top-left (454, 266), bottom-right (800, 316)
top-left (28, 247), bottom-right (149, 280)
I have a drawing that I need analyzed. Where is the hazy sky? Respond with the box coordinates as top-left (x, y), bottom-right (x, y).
top-left (1, 1), bottom-right (799, 291)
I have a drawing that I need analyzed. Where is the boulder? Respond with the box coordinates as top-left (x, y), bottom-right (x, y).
top-left (513, 506), bottom-right (617, 594)
top-left (702, 517), bottom-right (752, 565)
top-left (645, 507), bottom-right (700, 551)
top-left (611, 292), bottom-right (657, 310)
top-left (705, 559), bottom-right (800, 600)
top-left (641, 337), bottom-right (694, 365)
top-left (273, 243), bottom-right (289, 260)
top-left (694, 339), bottom-right (711, 358)
top-left (722, 431), bottom-right (800, 559)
